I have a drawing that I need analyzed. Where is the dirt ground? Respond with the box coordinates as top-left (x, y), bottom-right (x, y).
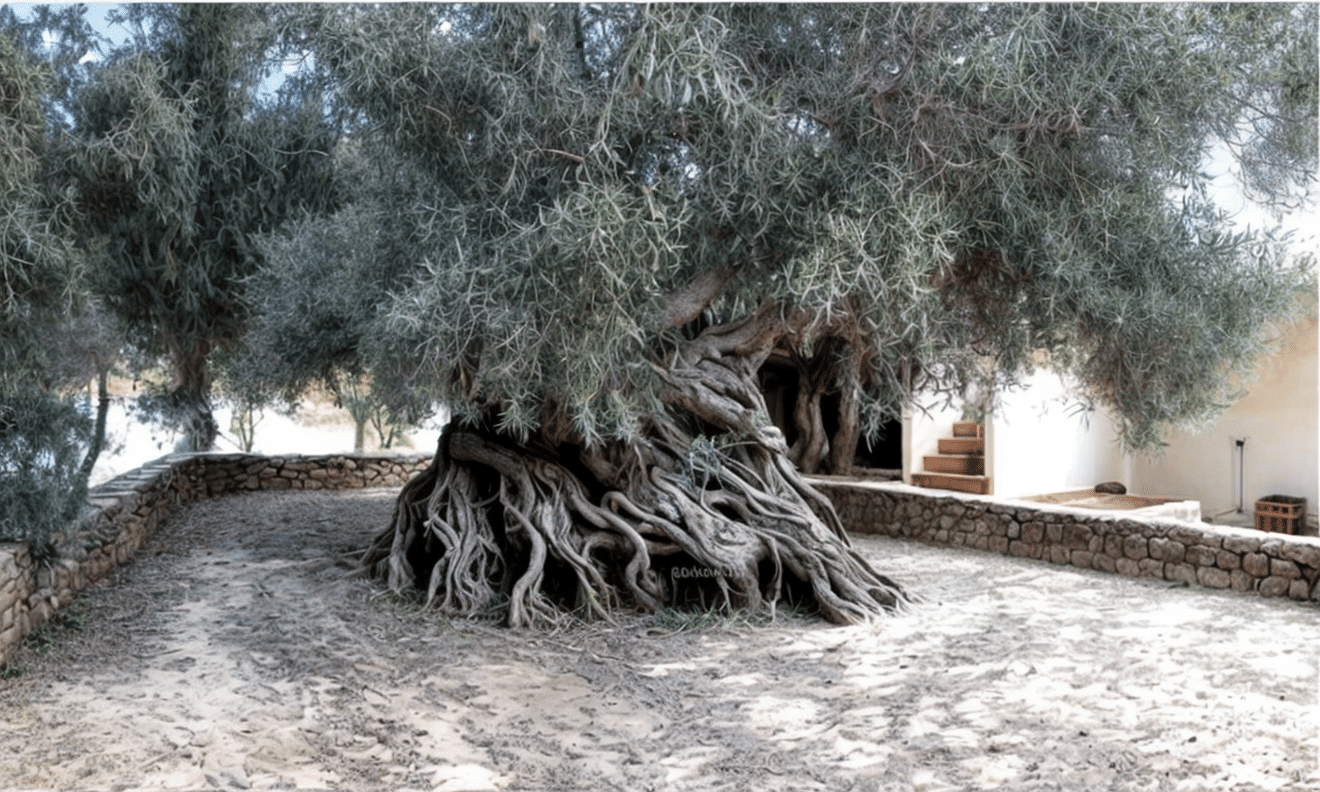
top-left (1, 488), bottom-right (1316, 792)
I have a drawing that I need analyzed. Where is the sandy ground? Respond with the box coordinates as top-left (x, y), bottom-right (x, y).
top-left (1, 488), bottom-right (1317, 792)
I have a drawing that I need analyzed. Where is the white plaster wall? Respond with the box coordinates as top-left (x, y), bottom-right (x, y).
top-left (1128, 314), bottom-right (1318, 524)
top-left (989, 369), bottom-right (1128, 498)
top-left (902, 395), bottom-right (965, 485)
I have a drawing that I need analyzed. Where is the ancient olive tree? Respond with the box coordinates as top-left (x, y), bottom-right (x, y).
top-left (65, 3), bottom-right (337, 450)
top-left (283, 4), bottom-right (1315, 626)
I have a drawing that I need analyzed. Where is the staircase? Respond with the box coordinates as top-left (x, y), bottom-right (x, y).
top-left (911, 422), bottom-right (992, 495)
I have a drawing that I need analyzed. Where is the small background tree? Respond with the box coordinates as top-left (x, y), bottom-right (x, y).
top-left (65, 3), bottom-right (337, 450)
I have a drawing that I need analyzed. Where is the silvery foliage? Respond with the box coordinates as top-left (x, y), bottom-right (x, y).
top-left (272, 4), bottom-right (1313, 451)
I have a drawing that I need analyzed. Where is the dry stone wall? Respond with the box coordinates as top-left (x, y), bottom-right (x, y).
top-left (0, 452), bottom-right (431, 667)
top-left (7, 461), bottom-right (1316, 667)
top-left (815, 479), bottom-right (1320, 604)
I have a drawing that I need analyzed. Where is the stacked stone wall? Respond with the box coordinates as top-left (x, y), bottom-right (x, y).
top-left (7, 462), bottom-right (1316, 666)
top-left (0, 452), bottom-right (430, 667)
top-left (816, 479), bottom-right (1320, 604)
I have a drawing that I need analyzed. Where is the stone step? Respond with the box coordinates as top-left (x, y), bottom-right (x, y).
top-left (952, 422), bottom-right (984, 438)
top-left (923, 454), bottom-right (985, 475)
top-left (937, 436), bottom-right (984, 455)
top-left (911, 472), bottom-right (992, 495)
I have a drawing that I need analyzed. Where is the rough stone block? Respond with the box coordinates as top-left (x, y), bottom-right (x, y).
top-left (1022, 523), bottom-right (1044, 543)
top-left (1093, 554), bottom-right (1117, 574)
top-left (1171, 525), bottom-right (1219, 548)
top-left (1196, 566), bottom-right (1231, 589)
top-left (1269, 558), bottom-right (1301, 579)
top-left (0, 624), bottom-right (19, 655)
top-left (27, 599), bottom-right (51, 627)
top-left (1288, 579), bottom-right (1310, 600)
top-left (1122, 534), bottom-right (1148, 560)
top-left (1045, 524), bottom-right (1064, 544)
top-left (1243, 552), bottom-right (1270, 577)
top-left (1006, 524), bottom-right (1021, 540)
top-left (1063, 524), bottom-right (1092, 551)
top-left (1008, 540), bottom-right (1032, 558)
top-left (0, 583), bottom-right (17, 615)
top-left (264, 477), bottom-right (292, 490)
top-left (1137, 558), bottom-right (1163, 578)
top-left (1278, 542), bottom-right (1320, 569)
top-left (1148, 537), bottom-right (1185, 563)
top-left (1115, 557), bottom-right (1140, 577)
top-left (989, 537), bottom-right (1009, 554)
top-left (1104, 534), bottom-right (1123, 558)
top-left (1166, 563), bottom-right (1197, 586)
top-left (1184, 545), bottom-right (1217, 567)
top-left (1214, 549), bottom-right (1241, 570)
top-left (1230, 569), bottom-right (1255, 593)
top-left (1258, 576), bottom-right (1290, 598)
top-left (1222, 534), bottom-right (1262, 554)
top-left (1049, 546), bottom-right (1070, 565)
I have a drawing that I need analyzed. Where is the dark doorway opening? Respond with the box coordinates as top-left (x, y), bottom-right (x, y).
top-left (758, 361), bottom-right (902, 472)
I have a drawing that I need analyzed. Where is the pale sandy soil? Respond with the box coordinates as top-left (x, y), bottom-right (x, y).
top-left (1, 488), bottom-right (1317, 792)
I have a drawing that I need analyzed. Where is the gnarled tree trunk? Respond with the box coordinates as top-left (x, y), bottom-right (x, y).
top-left (168, 339), bottom-right (219, 452)
top-left (361, 303), bottom-right (907, 628)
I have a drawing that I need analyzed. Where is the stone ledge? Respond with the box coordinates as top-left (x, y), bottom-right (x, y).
top-left (812, 478), bottom-right (1320, 606)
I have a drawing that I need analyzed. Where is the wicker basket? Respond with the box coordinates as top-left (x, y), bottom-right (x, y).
top-left (1254, 495), bottom-right (1306, 535)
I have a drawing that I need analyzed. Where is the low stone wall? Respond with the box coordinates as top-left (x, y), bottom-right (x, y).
top-left (0, 452), bottom-right (431, 667)
top-left (7, 462), bottom-right (1315, 667)
top-left (815, 478), bottom-right (1320, 603)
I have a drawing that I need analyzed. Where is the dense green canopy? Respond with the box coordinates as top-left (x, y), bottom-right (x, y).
top-left (0, 22), bottom-right (94, 548)
top-left (274, 3), bottom-right (1316, 455)
top-left (66, 3), bottom-right (337, 449)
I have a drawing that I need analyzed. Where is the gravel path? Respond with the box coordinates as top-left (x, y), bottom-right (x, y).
top-left (0, 488), bottom-right (1316, 791)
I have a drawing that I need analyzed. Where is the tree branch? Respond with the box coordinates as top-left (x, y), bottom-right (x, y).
top-left (654, 266), bottom-right (740, 331)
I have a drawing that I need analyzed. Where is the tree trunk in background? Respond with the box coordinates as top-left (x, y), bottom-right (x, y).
top-left (353, 417), bottom-right (367, 452)
top-left (77, 363), bottom-right (111, 483)
top-left (790, 369), bottom-right (828, 475)
top-left (827, 347), bottom-right (863, 476)
top-left (170, 341), bottom-right (218, 452)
